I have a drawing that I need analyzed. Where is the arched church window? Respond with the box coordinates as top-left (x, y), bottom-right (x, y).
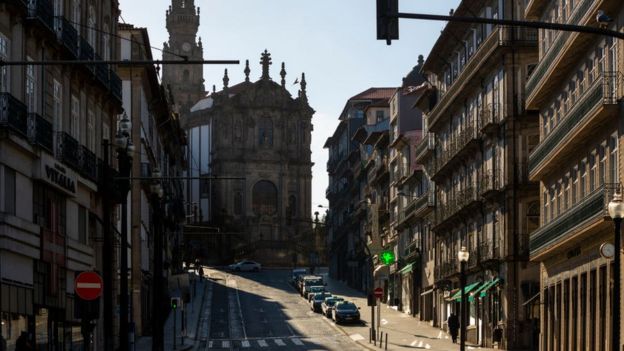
top-left (252, 180), bottom-right (278, 215)
top-left (258, 117), bottom-right (273, 147)
top-left (183, 70), bottom-right (190, 82)
top-left (234, 192), bottom-right (243, 215)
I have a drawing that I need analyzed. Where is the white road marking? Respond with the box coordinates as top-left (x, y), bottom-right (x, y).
top-left (418, 340), bottom-right (424, 347)
top-left (258, 339), bottom-right (269, 347)
top-left (410, 340), bottom-right (418, 346)
top-left (292, 338), bottom-right (304, 346)
top-left (241, 340), bottom-right (251, 348)
top-left (425, 343), bottom-right (432, 349)
top-left (221, 341), bottom-right (230, 348)
top-left (350, 334), bottom-right (365, 341)
top-left (381, 318), bottom-right (388, 325)
top-left (275, 339), bottom-right (286, 346)
top-left (437, 331), bottom-right (443, 339)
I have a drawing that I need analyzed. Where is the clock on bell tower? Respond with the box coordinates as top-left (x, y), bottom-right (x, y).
top-left (162, 0), bottom-right (206, 116)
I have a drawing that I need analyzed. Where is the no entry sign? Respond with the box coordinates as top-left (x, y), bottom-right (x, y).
top-left (374, 287), bottom-right (383, 299)
top-left (75, 271), bottom-right (103, 301)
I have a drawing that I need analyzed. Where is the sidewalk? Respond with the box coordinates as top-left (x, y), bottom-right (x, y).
top-left (135, 274), bottom-right (208, 351)
top-left (320, 273), bottom-right (495, 351)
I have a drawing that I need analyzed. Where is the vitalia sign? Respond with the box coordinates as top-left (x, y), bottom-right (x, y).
top-left (34, 154), bottom-right (77, 196)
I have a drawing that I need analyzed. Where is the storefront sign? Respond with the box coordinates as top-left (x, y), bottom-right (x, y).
top-left (34, 154), bottom-right (77, 196)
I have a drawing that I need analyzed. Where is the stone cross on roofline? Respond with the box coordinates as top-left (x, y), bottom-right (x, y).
top-left (260, 49), bottom-right (272, 80)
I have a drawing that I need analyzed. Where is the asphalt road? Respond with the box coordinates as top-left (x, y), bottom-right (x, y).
top-left (196, 268), bottom-right (365, 351)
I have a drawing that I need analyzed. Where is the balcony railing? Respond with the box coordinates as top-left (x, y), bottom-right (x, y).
top-left (498, 26), bottom-right (538, 46)
top-left (57, 132), bottom-right (80, 170)
top-left (110, 70), bottom-right (122, 102)
top-left (479, 103), bottom-right (501, 132)
top-left (0, 92), bottom-right (28, 137)
top-left (79, 36), bottom-right (94, 63)
top-left (530, 183), bottom-right (618, 254)
top-left (27, 113), bottom-right (53, 153)
top-left (94, 54), bottom-right (110, 88)
top-left (80, 145), bottom-right (97, 181)
top-left (55, 16), bottom-right (78, 57)
top-left (27, 0), bottom-right (54, 32)
top-left (529, 71), bottom-right (619, 173)
top-left (480, 170), bottom-right (501, 195)
top-left (525, 0), bottom-right (593, 99)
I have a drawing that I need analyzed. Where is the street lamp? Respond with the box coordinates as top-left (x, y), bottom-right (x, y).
top-left (115, 112), bottom-right (133, 351)
top-left (608, 189), bottom-right (624, 351)
top-left (457, 246), bottom-right (470, 351)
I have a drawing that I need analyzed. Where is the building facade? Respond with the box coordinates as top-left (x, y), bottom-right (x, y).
top-left (414, 0), bottom-right (540, 348)
top-left (184, 52), bottom-right (315, 266)
top-left (0, 0), bottom-right (122, 349)
top-left (525, 1), bottom-right (624, 350)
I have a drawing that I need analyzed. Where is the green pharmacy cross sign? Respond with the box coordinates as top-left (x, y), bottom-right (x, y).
top-left (379, 250), bottom-right (396, 265)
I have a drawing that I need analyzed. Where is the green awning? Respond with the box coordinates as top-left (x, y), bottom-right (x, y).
top-left (399, 263), bottom-right (414, 274)
top-left (478, 278), bottom-right (500, 298)
top-left (450, 281), bottom-right (482, 301)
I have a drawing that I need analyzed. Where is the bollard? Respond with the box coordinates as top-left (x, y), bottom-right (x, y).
top-left (369, 328), bottom-right (372, 343)
top-left (379, 332), bottom-right (383, 348)
top-left (385, 332), bottom-right (388, 350)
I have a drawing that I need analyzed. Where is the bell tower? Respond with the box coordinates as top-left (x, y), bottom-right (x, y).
top-left (162, 0), bottom-right (206, 115)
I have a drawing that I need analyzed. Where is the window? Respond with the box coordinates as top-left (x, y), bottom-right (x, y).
top-left (53, 0), bottom-right (63, 29)
top-left (564, 177), bottom-right (570, 211)
top-left (33, 184), bottom-right (66, 235)
top-left (0, 33), bottom-right (9, 92)
top-left (71, 95), bottom-right (79, 139)
top-left (87, 5), bottom-right (96, 47)
top-left (549, 187), bottom-right (555, 219)
top-left (26, 59), bottom-right (36, 112)
top-left (610, 135), bottom-right (618, 183)
top-left (252, 180), bottom-right (278, 215)
top-left (53, 80), bottom-right (62, 132)
top-left (580, 160), bottom-right (586, 198)
top-left (258, 118), bottom-right (273, 147)
top-left (103, 23), bottom-right (110, 60)
top-left (572, 167), bottom-right (578, 204)
top-left (376, 110), bottom-right (385, 122)
top-left (543, 190), bottom-right (549, 223)
top-left (590, 153), bottom-right (596, 192)
top-left (72, 0), bottom-right (81, 28)
top-left (87, 109), bottom-right (95, 151)
top-left (78, 205), bottom-right (87, 244)
top-left (3, 167), bottom-right (15, 215)
top-left (599, 145), bottom-right (606, 186)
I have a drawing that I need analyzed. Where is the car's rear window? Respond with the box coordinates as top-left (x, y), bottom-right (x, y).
top-left (336, 303), bottom-right (357, 311)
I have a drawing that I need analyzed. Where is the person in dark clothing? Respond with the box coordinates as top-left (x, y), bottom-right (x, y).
top-left (447, 313), bottom-right (460, 344)
top-left (15, 332), bottom-right (32, 351)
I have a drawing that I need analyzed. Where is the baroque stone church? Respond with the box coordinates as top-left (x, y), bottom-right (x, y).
top-left (162, 0), bottom-right (316, 266)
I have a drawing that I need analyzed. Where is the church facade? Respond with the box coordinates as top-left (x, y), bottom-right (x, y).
top-left (185, 52), bottom-right (316, 266)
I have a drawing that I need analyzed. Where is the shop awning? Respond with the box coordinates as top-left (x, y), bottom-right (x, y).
top-left (448, 281), bottom-right (482, 301)
top-left (420, 288), bottom-right (434, 296)
top-left (474, 278), bottom-right (500, 298)
top-left (522, 292), bottom-right (540, 306)
top-left (399, 263), bottom-right (414, 274)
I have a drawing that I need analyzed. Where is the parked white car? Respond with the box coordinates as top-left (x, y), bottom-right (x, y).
top-left (228, 260), bottom-right (262, 272)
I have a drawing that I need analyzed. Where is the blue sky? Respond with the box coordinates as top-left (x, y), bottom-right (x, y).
top-left (119, 0), bottom-right (460, 211)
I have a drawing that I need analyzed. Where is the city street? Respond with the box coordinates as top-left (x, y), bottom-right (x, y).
top-left (197, 267), bottom-right (364, 350)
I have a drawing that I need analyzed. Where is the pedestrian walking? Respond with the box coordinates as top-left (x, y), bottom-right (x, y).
top-left (447, 313), bottom-right (459, 344)
top-left (15, 332), bottom-right (32, 351)
top-left (198, 266), bottom-right (204, 280)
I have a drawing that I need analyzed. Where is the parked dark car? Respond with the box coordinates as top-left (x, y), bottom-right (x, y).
top-left (291, 268), bottom-right (308, 286)
top-left (321, 296), bottom-right (344, 317)
top-left (332, 301), bottom-right (360, 324)
top-left (310, 292), bottom-right (332, 312)
top-left (306, 286), bottom-right (326, 301)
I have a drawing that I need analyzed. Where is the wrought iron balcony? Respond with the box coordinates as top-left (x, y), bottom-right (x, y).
top-left (27, 113), bottom-right (53, 153)
top-left (480, 170), bottom-right (501, 195)
top-left (57, 132), bottom-right (80, 170)
top-left (525, 0), bottom-right (593, 107)
top-left (479, 103), bottom-right (501, 133)
top-left (80, 145), bottom-right (97, 181)
top-left (55, 16), bottom-right (78, 58)
top-left (528, 71), bottom-right (620, 178)
top-left (530, 183), bottom-right (618, 255)
top-left (79, 36), bottom-right (94, 63)
top-left (414, 132), bottom-right (435, 163)
top-left (0, 92), bottom-right (28, 137)
top-left (110, 69), bottom-right (122, 102)
top-left (27, 0), bottom-right (54, 32)
top-left (93, 54), bottom-right (110, 88)
top-left (498, 26), bottom-right (538, 46)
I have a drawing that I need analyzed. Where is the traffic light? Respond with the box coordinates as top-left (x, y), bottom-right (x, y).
top-left (379, 250), bottom-right (396, 265)
top-left (376, 0), bottom-right (399, 45)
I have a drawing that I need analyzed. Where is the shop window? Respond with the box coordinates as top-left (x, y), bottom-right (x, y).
top-left (3, 167), bottom-right (15, 215)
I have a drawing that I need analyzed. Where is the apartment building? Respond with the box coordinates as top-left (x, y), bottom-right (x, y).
top-left (0, 0), bottom-right (122, 349)
top-left (524, 1), bottom-right (624, 350)
top-left (118, 24), bottom-right (187, 339)
top-left (325, 88), bottom-right (394, 292)
top-left (415, 0), bottom-right (540, 348)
